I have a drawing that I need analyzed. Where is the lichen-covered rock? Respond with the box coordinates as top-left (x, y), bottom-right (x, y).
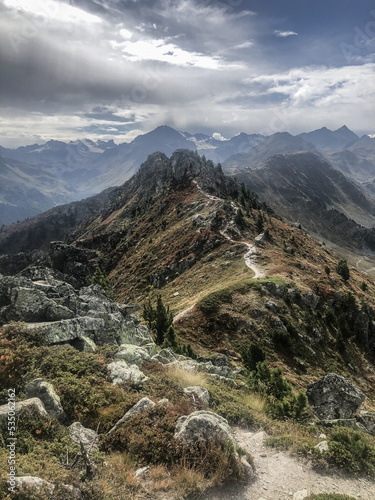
top-left (115, 344), bottom-right (152, 366)
top-left (0, 398), bottom-right (48, 423)
top-left (183, 386), bottom-right (210, 407)
top-left (306, 373), bottom-right (365, 420)
top-left (25, 379), bottom-right (66, 423)
top-left (69, 422), bottom-right (98, 451)
top-left (152, 347), bottom-right (178, 364)
top-left (108, 397), bottom-right (156, 435)
top-left (107, 360), bottom-right (148, 386)
top-left (14, 476), bottom-right (81, 498)
top-left (356, 410), bottom-right (375, 435)
top-left (302, 290), bottom-right (320, 309)
top-left (174, 410), bottom-right (234, 446)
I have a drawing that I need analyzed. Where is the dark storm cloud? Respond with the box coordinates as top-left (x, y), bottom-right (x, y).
top-left (0, 0), bottom-right (374, 146)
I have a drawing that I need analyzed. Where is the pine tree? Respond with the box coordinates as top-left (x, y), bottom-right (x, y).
top-left (336, 259), bottom-right (350, 282)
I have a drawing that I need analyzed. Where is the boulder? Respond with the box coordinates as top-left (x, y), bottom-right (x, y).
top-left (255, 233), bottom-right (266, 246)
top-left (265, 300), bottom-right (279, 312)
top-left (115, 344), bottom-right (151, 366)
top-left (183, 386), bottom-right (210, 407)
top-left (356, 410), bottom-right (375, 435)
top-left (108, 397), bottom-right (156, 435)
top-left (152, 347), bottom-right (178, 364)
top-left (14, 476), bottom-right (81, 498)
top-left (25, 379), bottom-right (67, 423)
top-left (211, 353), bottom-right (230, 367)
top-left (302, 290), bottom-right (320, 309)
top-left (306, 373), bottom-right (365, 420)
top-left (314, 440), bottom-right (329, 453)
top-left (107, 360), bottom-right (148, 386)
top-left (174, 411), bottom-right (235, 447)
top-left (0, 398), bottom-right (48, 423)
top-left (69, 422), bottom-right (98, 452)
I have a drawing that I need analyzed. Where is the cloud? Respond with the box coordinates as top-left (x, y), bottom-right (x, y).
top-left (274, 30), bottom-right (298, 37)
top-left (3, 0), bottom-right (102, 24)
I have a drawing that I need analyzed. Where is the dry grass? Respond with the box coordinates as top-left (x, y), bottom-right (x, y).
top-left (241, 392), bottom-right (267, 414)
top-left (171, 465), bottom-right (209, 496)
top-left (165, 364), bottom-right (209, 389)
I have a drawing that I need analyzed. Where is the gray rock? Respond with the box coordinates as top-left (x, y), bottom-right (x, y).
top-left (211, 353), bottom-right (231, 367)
top-left (25, 379), bottom-right (66, 423)
top-left (115, 344), bottom-right (151, 366)
top-left (152, 347), bottom-right (178, 364)
top-left (356, 410), bottom-right (375, 435)
top-left (302, 290), bottom-right (320, 309)
top-left (14, 476), bottom-right (81, 498)
top-left (275, 285), bottom-right (286, 298)
top-left (0, 398), bottom-right (48, 423)
top-left (108, 360), bottom-right (148, 386)
top-left (174, 410), bottom-right (235, 446)
top-left (314, 440), bottom-right (329, 452)
top-left (306, 373), bottom-right (365, 420)
top-left (69, 422), bottom-right (98, 451)
top-left (264, 281), bottom-right (276, 295)
top-left (183, 386), bottom-right (210, 407)
top-left (134, 466), bottom-right (150, 479)
top-left (255, 233), bottom-right (266, 245)
top-left (108, 397), bottom-right (156, 435)
top-left (265, 300), bottom-right (279, 312)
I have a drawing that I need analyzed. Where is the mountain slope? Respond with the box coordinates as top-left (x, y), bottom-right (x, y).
top-left (0, 156), bottom-right (77, 226)
top-left (298, 125), bottom-right (359, 150)
top-left (233, 152), bottom-right (375, 251)
top-left (223, 132), bottom-right (317, 173)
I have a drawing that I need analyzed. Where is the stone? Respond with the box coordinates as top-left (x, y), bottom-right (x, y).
top-left (108, 397), bottom-right (156, 435)
top-left (302, 290), bottom-right (320, 309)
top-left (183, 386), bottom-right (210, 407)
top-left (115, 344), bottom-right (151, 366)
top-left (134, 466), bottom-right (150, 479)
top-left (152, 347), bottom-right (178, 364)
top-left (264, 300), bottom-right (279, 312)
top-left (255, 233), bottom-right (266, 246)
top-left (0, 398), bottom-right (48, 423)
top-left (25, 379), bottom-right (67, 423)
top-left (69, 422), bottom-right (98, 452)
top-left (306, 373), bottom-right (365, 420)
top-left (211, 353), bottom-right (231, 367)
top-left (314, 440), bottom-right (329, 452)
top-left (14, 476), bottom-right (81, 498)
top-left (356, 410), bottom-right (375, 435)
top-left (107, 360), bottom-right (148, 386)
top-left (158, 399), bottom-right (169, 405)
top-left (174, 410), bottom-right (235, 447)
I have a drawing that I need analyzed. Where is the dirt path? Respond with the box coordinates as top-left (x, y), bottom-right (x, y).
top-left (243, 243), bottom-right (265, 279)
top-left (199, 428), bottom-right (375, 500)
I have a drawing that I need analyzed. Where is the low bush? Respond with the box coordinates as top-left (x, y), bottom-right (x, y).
top-left (306, 495), bottom-right (357, 500)
top-left (322, 427), bottom-right (375, 476)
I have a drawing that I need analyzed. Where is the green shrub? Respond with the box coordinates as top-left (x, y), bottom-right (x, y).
top-left (336, 259), bottom-right (350, 282)
top-left (323, 427), bottom-right (375, 475)
top-left (198, 289), bottom-right (232, 314)
top-left (207, 380), bottom-right (254, 426)
top-left (239, 342), bottom-right (265, 372)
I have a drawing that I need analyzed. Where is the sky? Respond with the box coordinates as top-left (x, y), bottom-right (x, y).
top-left (0, 0), bottom-right (374, 147)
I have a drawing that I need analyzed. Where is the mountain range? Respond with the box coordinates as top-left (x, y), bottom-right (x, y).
top-left (2, 125), bottom-right (374, 227)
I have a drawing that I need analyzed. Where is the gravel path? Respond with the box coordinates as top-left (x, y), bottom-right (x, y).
top-left (199, 428), bottom-right (375, 500)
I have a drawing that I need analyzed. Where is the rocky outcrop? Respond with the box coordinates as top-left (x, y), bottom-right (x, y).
top-left (0, 398), bottom-right (48, 423)
top-left (357, 410), bottom-right (375, 436)
top-left (114, 344), bottom-right (154, 366)
top-left (0, 269), bottom-right (153, 349)
top-left (25, 379), bottom-right (67, 423)
top-left (306, 373), bottom-right (365, 420)
top-left (107, 360), bottom-right (148, 386)
top-left (108, 397), bottom-right (156, 435)
top-left (183, 386), bottom-right (210, 407)
top-left (14, 476), bottom-right (81, 498)
top-left (174, 410), bottom-right (235, 447)
top-left (69, 422), bottom-right (99, 452)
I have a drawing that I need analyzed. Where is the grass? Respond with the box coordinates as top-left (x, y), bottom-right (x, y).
top-left (165, 364), bottom-right (209, 389)
top-left (306, 495), bottom-right (357, 500)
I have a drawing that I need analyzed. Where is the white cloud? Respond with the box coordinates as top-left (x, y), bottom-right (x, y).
top-left (3, 0), bottom-right (102, 24)
top-left (274, 30), bottom-right (298, 37)
top-left (119, 28), bottom-right (133, 40)
top-left (119, 38), bottom-right (223, 69)
top-left (212, 132), bottom-right (228, 141)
